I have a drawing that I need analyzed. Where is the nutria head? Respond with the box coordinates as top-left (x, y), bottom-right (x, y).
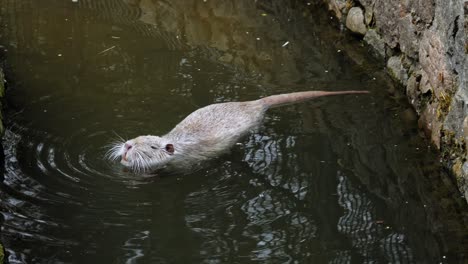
top-left (107, 135), bottom-right (175, 172)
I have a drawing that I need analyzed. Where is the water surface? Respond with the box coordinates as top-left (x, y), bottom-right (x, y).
top-left (0, 0), bottom-right (467, 263)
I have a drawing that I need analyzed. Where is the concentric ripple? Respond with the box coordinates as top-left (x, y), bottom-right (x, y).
top-left (1, 121), bottom-right (158, 263)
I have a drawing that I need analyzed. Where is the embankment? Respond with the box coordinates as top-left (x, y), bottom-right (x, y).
top-left (324, 0), bottom-right (467, 202)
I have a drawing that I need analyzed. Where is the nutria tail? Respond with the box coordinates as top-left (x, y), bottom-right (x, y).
top-left (259, 90), bottom-right (369, 109)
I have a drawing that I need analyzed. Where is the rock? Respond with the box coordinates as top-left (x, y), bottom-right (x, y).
top-left (357, 0), bottom-right (375, 10)
top-left (387, 56), bottom-right (408, 86)
top-left (363, 29), bottom-right (385, 57)
top-left (419, 30), bottom-right (454, 100)
top-left (364, 8), bottom-right (373, 25)
top-left (345, 7), bottom-right (367, 35)
top-left (444, 90), bottom-right (468, 138)
top-left (357, 0), bottom-right (375, 25)
top-left (406, 71), bottom-right (422, 107)
top-left (0, 68), bottom-right (4, 136)
top-left (327, 0), bottom-right (347, 19)
top-left (373, 0), bottom-right (400, 48)
top-left (418, 102), bottom-right (442, 148)
top-left (464, 116), bottom-right (468, 141)
top-left (398, 14), bottom-right (419, 58)
top-left (406, 0), bottom-right (435, 26)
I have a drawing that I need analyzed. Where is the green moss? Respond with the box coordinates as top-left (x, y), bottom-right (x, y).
top-left (441, 129), bottom-right (467, 172)
top-left (437, 90), bottom-right (453, 120)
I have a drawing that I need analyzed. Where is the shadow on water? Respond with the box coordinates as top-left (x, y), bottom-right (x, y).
top-left (0, 0), bottom-right (467, 263)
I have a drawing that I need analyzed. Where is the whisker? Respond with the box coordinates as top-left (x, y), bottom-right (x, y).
top-left (111, 130), bottom-right (126, 142)
top-left (131, 151), bottom-right (141, 173)
top-left (105, 142), bottom-right (124, 160)
top-left (136, 152), bottom-right (149, 173)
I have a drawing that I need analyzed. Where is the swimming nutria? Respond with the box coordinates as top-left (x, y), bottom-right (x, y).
top-left (107, 90), bottom-right (368, 172)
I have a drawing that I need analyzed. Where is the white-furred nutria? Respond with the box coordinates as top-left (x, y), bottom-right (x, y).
top-left (107, 90), bottom-right (368, 172)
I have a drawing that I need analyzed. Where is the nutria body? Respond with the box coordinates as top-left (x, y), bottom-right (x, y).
top-left (107, 90), bottom-right (368, 172)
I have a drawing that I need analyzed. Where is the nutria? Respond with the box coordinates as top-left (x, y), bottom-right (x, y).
top-left (107, 90), bottom-right (368, 172)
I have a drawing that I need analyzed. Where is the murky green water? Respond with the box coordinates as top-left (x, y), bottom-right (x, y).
top-left (0, 0), bottom-right (467, 263)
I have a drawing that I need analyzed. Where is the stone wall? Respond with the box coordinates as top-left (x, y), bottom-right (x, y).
top-left (324, 0), bottom-right (468, 203)
top-left (0, 64), bottom-right (4, 264)
top-left (0, 66), bottom-right (4, 135)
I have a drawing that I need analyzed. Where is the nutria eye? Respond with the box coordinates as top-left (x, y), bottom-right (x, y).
top-left (151, 146), bottom-right (157, 149)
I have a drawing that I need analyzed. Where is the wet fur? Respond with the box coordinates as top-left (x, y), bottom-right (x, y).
top-left (107, 90), bottom-right (368, 172)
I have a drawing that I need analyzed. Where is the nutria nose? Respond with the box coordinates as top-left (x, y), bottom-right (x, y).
top-left (124, 143), bottom-right (133, 150)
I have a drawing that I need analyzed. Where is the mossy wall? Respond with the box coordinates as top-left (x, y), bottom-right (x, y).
top-left (323, 0), bottom-right (468, 203)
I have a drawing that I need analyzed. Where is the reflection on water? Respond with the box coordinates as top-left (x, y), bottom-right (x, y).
top-left (0, 0), bottom-right (467, 263)
top-left (336, 172), bottom-right (413, 263)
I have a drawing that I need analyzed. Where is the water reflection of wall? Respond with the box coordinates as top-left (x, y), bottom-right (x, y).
top-left (335, 172), bottom-right (413, 263)
top-left (241, 125), bottom-right (416, 263)
top-left (317, 98), bottom-right (468, 261)
top-left (129, 0), bottom-right (301, 82)
top-left (0, 0), bottom-right (185, 99)
top-left (181, 127), bottom-right (419, 262)
top-left (0, 0), bottom-right (366, 100)
top-left (183, 163), bottom-right (320, 263)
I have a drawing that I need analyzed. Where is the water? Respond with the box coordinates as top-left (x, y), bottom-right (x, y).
top-left (0, 0), bottom-right (467, 263)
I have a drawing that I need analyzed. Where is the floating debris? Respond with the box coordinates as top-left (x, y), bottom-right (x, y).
top-left (282, 41), bottom-right (290, 47)
top-left (97, 46), bottom-right (116, 55)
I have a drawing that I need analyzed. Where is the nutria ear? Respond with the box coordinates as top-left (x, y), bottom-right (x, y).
top-left (165, 144), bottom-right (174, 154)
